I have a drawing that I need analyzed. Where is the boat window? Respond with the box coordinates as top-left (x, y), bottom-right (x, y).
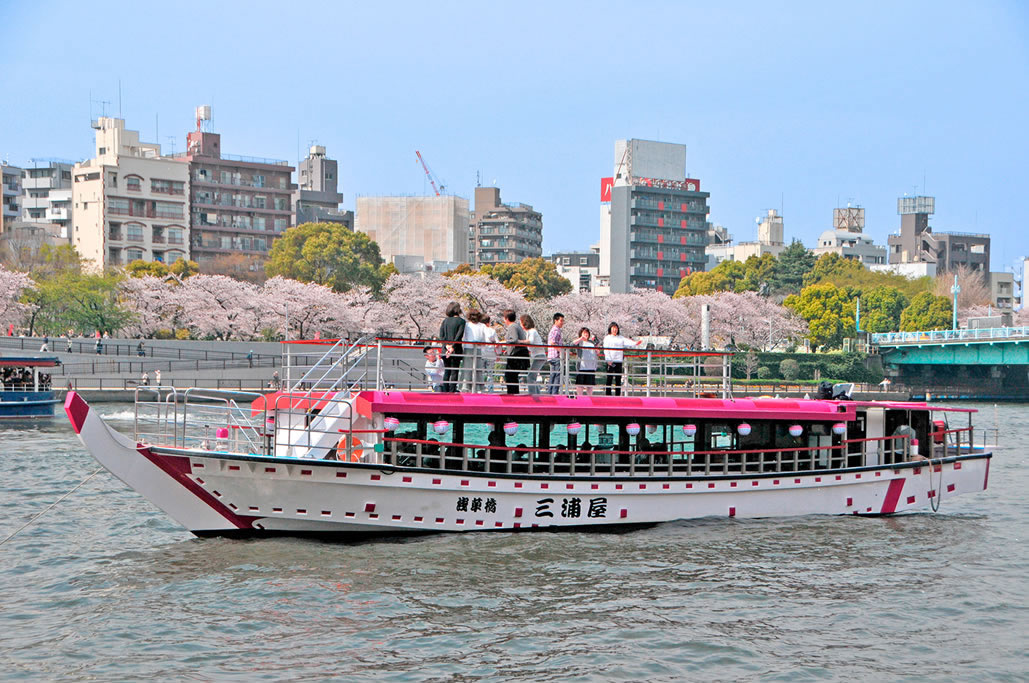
top-left (708, 423), bottom-right (735, 449)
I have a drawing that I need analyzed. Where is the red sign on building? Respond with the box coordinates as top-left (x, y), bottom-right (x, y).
top-left (600, 177), bottom-right (613, 203)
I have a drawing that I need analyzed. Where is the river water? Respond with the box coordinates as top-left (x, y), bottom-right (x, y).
top-left (0, 402), bottom-right (1025, 681)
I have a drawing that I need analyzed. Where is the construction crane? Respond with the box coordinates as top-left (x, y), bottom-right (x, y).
top-left (415, 150), bottom-right (445, 196)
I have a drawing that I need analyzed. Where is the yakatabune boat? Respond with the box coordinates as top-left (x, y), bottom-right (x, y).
top-left (1, 356), bottom-right (61, 418)
top-left (65, 338), bottom-right (991, 537)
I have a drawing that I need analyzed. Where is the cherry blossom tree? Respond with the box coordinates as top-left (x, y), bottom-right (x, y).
top-left (120, 275), bottom-right (183, 337)
top-left (0, 265), bottom-right (33, 332)
top-left (178, 275), bottom-right (261, 340)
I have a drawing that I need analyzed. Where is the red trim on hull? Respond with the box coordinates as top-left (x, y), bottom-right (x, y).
top-left (879, 478), bottom-right (906, 514)
top-left (138, 447), bottom-right (259, 529)
top-left (64, 392), bottom-right (89, 434)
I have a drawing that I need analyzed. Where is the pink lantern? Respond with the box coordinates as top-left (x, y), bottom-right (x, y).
top-left (737, 423), bottom-right (752, 436)
top-left (683, 424), bottom-right (697, 437)
top-left (626, 423), bottom-right (641, 436)
top-left (384, 417), bottom-right (400, 432)
top-left (433, 420), bottom-right (450, 435)
top-left (646, 424), bottom-right (658, 435)
top-left (788, 425), bottom-right (803, 437)
top-left (503, 422), bottom-right (519, 436)
top-left (567, 422), bottom-right (583, 436)
top-left (215, 427), bottom-right (229, 439)
top-left (832, 422), bottom-right (847, 435)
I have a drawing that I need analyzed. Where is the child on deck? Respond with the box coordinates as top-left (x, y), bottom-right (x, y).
top-left (424, 346), bottom-right (445, 392)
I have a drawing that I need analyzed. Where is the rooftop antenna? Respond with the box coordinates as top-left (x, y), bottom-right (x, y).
top-left (165, 136), bottom-right (177, 155)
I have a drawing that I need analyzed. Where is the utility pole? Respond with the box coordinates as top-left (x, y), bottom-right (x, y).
top-left (950, 274), bottom-right (960, 330)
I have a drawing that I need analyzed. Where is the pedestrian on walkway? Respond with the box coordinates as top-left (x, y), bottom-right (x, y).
top-left (155, 369), bottom-right (162, 385)
top-left (247, 350), bottom-right (253, 368)
top-left (95, 338), bottom-right (103, 355)
top-left (137, 340), bottom-right (146, 357)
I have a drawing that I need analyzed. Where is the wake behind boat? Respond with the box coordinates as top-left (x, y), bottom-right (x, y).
top-left (65, 338), bottom-right (992, 537)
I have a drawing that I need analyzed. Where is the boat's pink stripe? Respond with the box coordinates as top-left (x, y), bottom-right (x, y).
top-left (137, 447), bottom-right (258, 529)
top-left (879, 478), bottom-right (906, 514)
top-left (64, 392), bottom-right (89, 434)
top-left (360, 391), bottom-right (857, 421)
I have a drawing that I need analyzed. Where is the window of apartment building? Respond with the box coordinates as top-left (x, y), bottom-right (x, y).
top-left (154, 201), bottom-right (183, 219)
top-left (255, 237), bottom-right (267, 251)
top-left (62, 171), bottom-right (71, 181)
top-left (562, 257), bottom-right (570, 265)
top-left (126, 223), bottom-right (144, 242)
top-left (254, 195), bottom-right (266, 209)
top-left (252, 174), bottom-right (265, 188)
top-left (108, 222), bottom-right (123, 240)
top-left (273, 197), bottom-right (288, 211)
top-left (580, 257), bottom-right (588, 265)
top-left (167, 227), bottom-right (184, 244)
top-left (254, 216), bottom-right (266, 230)
top-left (108, 197), bottom-right (129, 215)
top-left (151, 179), bottom-right (184, 195)
top-left (126, 248), bottom-right (144, 261)
top-left (274, 218), bottom-right (287, 232)
top-left (126, 175), bottom-right (142, 191)
top-left (278, 176), bottom-right (288, 189)
top-left (108, 172), bottom-right (118, 187)
top-left (98, 147), bottom-right (107, 155)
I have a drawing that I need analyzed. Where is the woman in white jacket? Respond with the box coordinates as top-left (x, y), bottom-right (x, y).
top-left (602, 322), bottom-right (641, 396)
top-left (462, 310), bottom-right (488, 392)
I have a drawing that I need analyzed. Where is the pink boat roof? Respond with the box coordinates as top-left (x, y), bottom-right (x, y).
top-left (356, 391), bottom-right (858, 422)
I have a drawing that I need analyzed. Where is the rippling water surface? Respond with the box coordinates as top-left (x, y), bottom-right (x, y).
top-left (1, 402), bottom-right (1025, 681)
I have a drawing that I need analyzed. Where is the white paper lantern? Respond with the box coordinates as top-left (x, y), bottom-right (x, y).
top-left (683, 424), bottom-right (697, 437)
top-left (646, 424), bottom-right (658, 435)
top-left (626, 423), bottom-right (641, 436)
top-left (384, 417), bottom-right (400, 432)
top-left (737, 423), bottom-right (752, 436)
top-left (789, 424), bottom-right (803, 437)
top-left (503, 422), bottom-right (519, 436)
top-left (832, 422), bottom-right (847, 435)
top-left (433, 420), bottom-right (450, 435)
top-left (567, 422), bottom-right (582, 436)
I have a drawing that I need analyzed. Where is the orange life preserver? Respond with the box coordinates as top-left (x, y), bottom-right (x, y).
top-left (336, 434), bottom-right (364, 462)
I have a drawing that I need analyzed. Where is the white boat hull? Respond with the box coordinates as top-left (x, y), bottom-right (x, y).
top-left (66, 392), bottom-right (992, 537)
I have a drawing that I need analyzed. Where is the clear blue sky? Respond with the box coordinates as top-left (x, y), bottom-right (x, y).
top-left (2, 1), bottom-right (1027, 270)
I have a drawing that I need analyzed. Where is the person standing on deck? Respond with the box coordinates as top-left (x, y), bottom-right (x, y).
top-left (481, 315), bottom-right (500, 393)
top-left (602, 322), bottom-right (642, 397)
top-left (501, 309), bottom-right (528, 394)
top-left (546, 313), bottom-right (565, 395)
top-left (522, 315), bottom-right (546, 395)
top-left (572, 327), bottom-right (598, 396)
top-left (462, 310), bottom-right (488, 392)
top-left (438, 302), bottom-right (466, 393)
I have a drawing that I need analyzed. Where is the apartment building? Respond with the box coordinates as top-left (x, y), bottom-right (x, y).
top-left (72, 117), bottom-right (190, 269)
top-left (550, 247), bottom-right (604, 294)
top-left (601, 139), bottom-right (711, 294)
top-left (174, 107), bottom-right (295, 272)
top-left (293, 145), bottom-right (350, 228)
top-left (706, 209), bottom-right (786, 268)
top-left (21, 160), bottom-right (73, 240)
top-left (469, 186), bottom-right (543, 268)
top-left (887, 196), bottom-right (990, 273)
top-left (2, 163), bottom-right (23, 232)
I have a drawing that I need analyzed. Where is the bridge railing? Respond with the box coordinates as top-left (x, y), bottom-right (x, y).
top-left (871, 326), bottom-right (1029, 345)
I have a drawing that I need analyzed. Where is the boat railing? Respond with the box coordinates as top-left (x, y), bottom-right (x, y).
top-left (376, 434), bottom-right (914, 476)
top-left (133, 386), bottom-right (268, 453)
top-left (280, 337), bottom-right (734, 398)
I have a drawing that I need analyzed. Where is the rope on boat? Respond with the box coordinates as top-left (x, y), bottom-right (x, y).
top-left (928, 457), bottom-right (943, 513)
top-left (0, 467), bottom-right (103, 547)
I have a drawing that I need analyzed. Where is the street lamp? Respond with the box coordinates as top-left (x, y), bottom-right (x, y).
top-left (950, 274), bottom-right (960, 330)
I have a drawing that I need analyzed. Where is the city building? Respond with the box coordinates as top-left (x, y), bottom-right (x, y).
top-left (293, 145), bottom-right (351, 228)
top-left (600, 139), bottom-right (710, 294)
top-left (549, 246), bottom-right (603, 294)
top-left (469, 186), bottom-right (543, 267)
top-left (869, 262), bottom-right (937, 278)
top-left (21, 160), bottom-right (74, 241)
top-left (355, 195), bottom-right (470, 269)
top-left (2, 163), bottom-right (23, 232)
top-left (705, 209), bottom-right (786, 268)
top-left (174, 106), bottom-right (295, 272)
top-left (813, 205), bottom-right (886, 265)
top-left (887, 196), bottom-right (990, 273)
top-left (988, 272), bottom-right (1014, 310)
top-left (0, 221), bottom-right (67, 265)
top-left (71, 117), bottom-right (190, 269)
top-left (1016, 257), bottom-right (1028, 310)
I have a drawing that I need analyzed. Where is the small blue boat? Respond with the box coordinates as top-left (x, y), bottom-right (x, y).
top-left (0, 356), bottom-right (62, 418)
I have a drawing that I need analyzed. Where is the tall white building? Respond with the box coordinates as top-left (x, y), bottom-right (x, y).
top-left (813, 205), bottom-right (886, 265)
top-left (705, 209), bottom-right (786, 268)
top-left (21, 161), bottom-right (74, 240)
top-left (72, 117), bottom-right (190, 269)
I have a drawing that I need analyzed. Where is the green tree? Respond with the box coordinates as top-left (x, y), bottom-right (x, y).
top-left (770, 240), bottom-right (816, 295)
top-left (63, 272), bottom-right (135, 335)
top-left (673, 259), bottom-right (747, 297)
top-left (900, 291), bottom-right (953, 331)
top-left (779, 358), bottom-right (800, 381)
top-left (802, 253), bottom-right (865, 288)
top-left (861, 286), bottom-right (909, 333)
top-left (265, 222), bottom-right (392, 292)
top-left (476, 258), bottom-right (572, 300)
top-left (126, 258), bottom-right (200, 279)
top-left (783, 282), bottom-right (857, 349)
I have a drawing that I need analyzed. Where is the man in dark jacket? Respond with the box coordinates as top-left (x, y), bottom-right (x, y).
top-left (502, 309), bottom-right (528, 394)
top-left (438, 301), bottom-right (466, 392)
